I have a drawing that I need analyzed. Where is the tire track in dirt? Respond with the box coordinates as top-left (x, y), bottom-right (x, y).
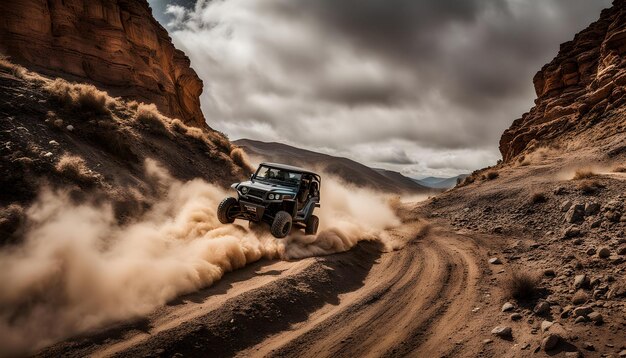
top-left (252, 224), bottom-right (484, 358)
top-left (37, 217), bottom-right (493, 358)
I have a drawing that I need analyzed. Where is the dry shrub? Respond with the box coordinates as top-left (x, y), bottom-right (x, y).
top-left (573, 168), bottom-right (596, 180)
top-left (207, 131), bottom-right (232, 153)
top-left (230, 147), bottom-right (252, 170)
top-left (577, 179), bottom-right (604, 195)
top-left (135, 103), bottom-right (170, 136)
top-left (612, 165), bottom-right (626, 173)
top-left (504, 271), bottom-right (541, 300)
top-left (0, 57), bottom-right (45, 82)
top-left (486, 171), bottom-right (499, 180)
top-left (462, 176), bottom-right (475, 186)
top-left (55, 154), bottom-right (97, 185)
top-left (127, 100), bottom-right (139, 111)
top-left (170, 118), bottom-right (187, 134)
top-left (0, 204), bottom-right (25, 240)
top-left (89, 127), bottom-right (138, 162)
top-left (530, 192), bottom-right (547, 204)
top-left (45, 79), bottom-right (111, 116)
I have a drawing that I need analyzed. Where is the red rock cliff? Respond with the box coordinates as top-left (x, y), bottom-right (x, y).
top-left (0, 0), bottom-right (206, 128)
top-left (500, 0), bottom-right (626, 161)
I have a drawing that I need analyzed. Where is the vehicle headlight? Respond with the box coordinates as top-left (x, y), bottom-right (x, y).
top-left (274, 194), bottom-right (281, 200)
top-left (268, 194), bottom-right (275, 200)
top-left (241, 186), bottom-right (249, 194)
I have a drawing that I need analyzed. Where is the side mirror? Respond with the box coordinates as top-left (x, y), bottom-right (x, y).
top-left (250, 174), bottom-right (254, 182)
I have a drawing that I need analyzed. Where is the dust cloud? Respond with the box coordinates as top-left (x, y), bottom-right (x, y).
top-left (0, 160), bottom-right (400, 356)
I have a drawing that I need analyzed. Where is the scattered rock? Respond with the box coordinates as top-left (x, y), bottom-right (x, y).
top-left (572, 290), bottom-right (588, 305)
top-left (565, 352), bottom-right (582, 358)
top-left (482, 339), bottom-right (493, 344)
top-left (510, 313), bottom-right (522, 321)
top-left (534, 301), bottom-right (550, 315)
top-left (586, 247), bottom-right (597, 255)
top-left (493, 226), bottom-right (503, 234)
top-left (574, 274), bottom-right (589, 289)
top-left (501, 302), bottom-right (514, 312)
top-left (587, 311), bottom-right (603, 324)
top-left (574, 316), bottom-right (586, 323)
top-left (618, 246), bottom-right (626, 255)
top-left (491, 326), bottom-right (512, 338)
top-left (53, 118), bottom-right (64, 127)
top-left (573, 306), bottom-right (593, 317)
top-left (66, 124), bottom-right (74, 131)
top-left (582, 342), bottom-right (595, 351)
top-left (619, 350), bottom-right (626, 357)
top-left (598, 247), bottom-right (611, 258)
top-left (585, 202), bottom-right (601, 215)
top-left (541, 334), bottom-right (560, 351)
top-left (540, 320), bottom-right (553, 333)
top-left (544, 269), bottom-right (556, 277)
top-left (488, 257), bottom-right (502, 265)
top-left (561, 200), bottom-right (573, 212)
top-left (49, 140), bottom-right (59, 146)
top-left (563, 226), bottom-right (582, 238)
top-left (565, 204), bottom-right (585, 223)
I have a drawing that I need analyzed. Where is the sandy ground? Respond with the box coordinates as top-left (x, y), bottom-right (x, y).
top-left (33, 148), bottom-right (626, 357)
top-left (36, 204), bottom-right (524, 358)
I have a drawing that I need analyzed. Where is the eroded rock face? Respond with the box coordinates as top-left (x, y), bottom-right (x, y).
top-left (0, 0), bottom-right (206, 128)
top-left (500, 0), bottom-right (626, 161)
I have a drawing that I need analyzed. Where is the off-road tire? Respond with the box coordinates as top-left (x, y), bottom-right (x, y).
top-left (217, 197), bottom-right (238, 224)
top-left (271, 211), bottom-right (292, 238)
top-left (305, 215), bottom-right (319, 235)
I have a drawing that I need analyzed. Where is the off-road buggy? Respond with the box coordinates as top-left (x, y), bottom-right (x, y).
top-left (217, 163), bottom-right (321, 238)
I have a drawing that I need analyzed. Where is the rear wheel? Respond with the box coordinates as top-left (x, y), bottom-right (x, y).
top-left (217, 197), bottom-right (238, 224)
top-left (305, 215), bottom-right (319, 235)
top-left (271, 211), bottom-right (292, 238)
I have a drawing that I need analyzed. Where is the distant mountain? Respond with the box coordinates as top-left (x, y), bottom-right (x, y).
top-left (413, 175), bottom-right (468, 189)
top-left (234, 139), bottom-right (432, 194)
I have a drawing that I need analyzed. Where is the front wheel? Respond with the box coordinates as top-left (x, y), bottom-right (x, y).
top-left (271, 211), bottom-right (292, 238)
top-left (305, 215), bottom-right (319, 235)
top-left (217, 197), bottom-right (238, 224)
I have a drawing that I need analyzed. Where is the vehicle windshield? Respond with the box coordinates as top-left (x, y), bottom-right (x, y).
top-left (254, 166), bottom-right (302, 186)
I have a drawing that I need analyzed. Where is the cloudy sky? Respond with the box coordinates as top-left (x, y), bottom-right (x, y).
top-left (148, 0), bottom-right (610, 178)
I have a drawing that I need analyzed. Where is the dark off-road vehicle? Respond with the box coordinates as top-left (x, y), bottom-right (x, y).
top-left (217, 163), bottom-right (321, 238)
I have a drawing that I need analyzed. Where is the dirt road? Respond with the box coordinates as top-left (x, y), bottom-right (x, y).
top-left (39, 212), bottom-right (509, 358)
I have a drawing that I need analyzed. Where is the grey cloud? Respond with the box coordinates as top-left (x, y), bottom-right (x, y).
top-left (152, 0), bottom-right (611, 176)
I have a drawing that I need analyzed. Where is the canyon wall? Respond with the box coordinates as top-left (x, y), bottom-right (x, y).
top-left (0, 0), bottom-right (206, 128)
top-left (500, 0), bottom-right (626, 161)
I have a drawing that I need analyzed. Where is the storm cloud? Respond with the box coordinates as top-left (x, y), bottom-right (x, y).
top-left (149, 0), bottom-right (610, 176)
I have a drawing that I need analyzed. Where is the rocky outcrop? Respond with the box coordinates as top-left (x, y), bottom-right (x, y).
top-left (500, 0), bottom-right (626, 161)
top-left (0, 0), bottom-right (206, 128)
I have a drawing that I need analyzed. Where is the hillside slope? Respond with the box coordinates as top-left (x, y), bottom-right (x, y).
top-left (0, 0), bottom-right (205, 127)
top-left (422, 1), bottom-right (626, 354)
top-left (0, 60), bottom-right (249, 243)
top-left (234, 139), bottom-right (431, 194)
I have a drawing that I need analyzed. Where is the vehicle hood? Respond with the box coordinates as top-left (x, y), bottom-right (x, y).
top-left (232, 180), bottom-right (298, 195)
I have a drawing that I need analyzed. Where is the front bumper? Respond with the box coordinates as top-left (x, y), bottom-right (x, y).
top-left (238, 200), bottom-right (266, 221)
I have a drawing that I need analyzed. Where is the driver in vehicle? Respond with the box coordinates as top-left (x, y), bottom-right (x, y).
top-left (298, 177), bottom-right (310, 208)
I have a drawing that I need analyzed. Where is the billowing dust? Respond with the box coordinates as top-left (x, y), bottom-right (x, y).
top-left (0, 160), bottom-right (401, 355)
